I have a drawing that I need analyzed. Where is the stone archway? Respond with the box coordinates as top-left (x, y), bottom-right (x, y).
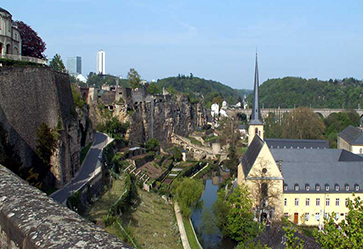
top-left (13, 46), bottom-right (18, 55)
top-left (0, 43), bottom-right (3, 55)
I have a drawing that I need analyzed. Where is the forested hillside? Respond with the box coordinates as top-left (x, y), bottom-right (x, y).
top-left (155, 75), bottom-right (251, 108)
top-left (252, 77), bottom-right (363, 109)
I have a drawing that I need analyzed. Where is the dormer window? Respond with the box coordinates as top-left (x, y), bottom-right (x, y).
top-left (325, 184), bottom-right (330, 191)
top-left (335, 184), bottom-right (340, 191)
top-left (345, 184), bottom-right (350, 191)
top-left (294, 184), bottom-right (300, 191)
top-left (316, 184), bottom-right (321, 191)
top-left (284, 184), bottom-right (288, 191)
top-left (355, 184), bottom-right (360, 191)
top-left (305, 184), bottom-right (310, 191)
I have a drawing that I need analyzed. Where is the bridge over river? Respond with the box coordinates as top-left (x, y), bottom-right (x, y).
top-left (226, 108), bottom-right (363, 120)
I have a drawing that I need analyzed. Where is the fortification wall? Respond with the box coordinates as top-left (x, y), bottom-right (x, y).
top-left (0, 165), bottom-right (132, 249)
top-left (0, 67), bottom-right (91, 187)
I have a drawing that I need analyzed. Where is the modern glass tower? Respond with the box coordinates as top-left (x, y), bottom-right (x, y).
top-left (67, 56), bottom-right (82, 76)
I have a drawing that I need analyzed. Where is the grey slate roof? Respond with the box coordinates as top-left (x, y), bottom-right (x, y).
top-left (241, 135), bottom-right (264, 177)
top-left (338, 125), bottom-right (363, 145)
top-left (265, 138), bottom-right (329, 149)
top-left (271, 148), bottom-right (363, 193)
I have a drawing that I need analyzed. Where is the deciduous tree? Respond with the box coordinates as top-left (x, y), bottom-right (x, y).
top-left (14, 21), bottom-right (46, 59)
top-left (127, 68), bottom-right (141, 89)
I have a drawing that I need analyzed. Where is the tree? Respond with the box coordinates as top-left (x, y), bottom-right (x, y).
top-left (172, 147), bottom-right (182, 161)
top-left (282, 107), bottom-right (325, 140)
top-left (172, 177), bottom-right (204, 217)
top-left (314, 196), bottom-right (363, 249)
top-left (14, 21), bottom-right (46, 59)
top-left (49, 54), bottom-right (65, 72)
top-left (145, 138), bottom-right (160, 152)
top-left (146, 82), bottom-right (160, 94)
top-left (35, 123), bottom-right (58, 171)
top-left (213, 185), bottom-right (259, 242)
top-left (127, 68), bottom-right (141, 89)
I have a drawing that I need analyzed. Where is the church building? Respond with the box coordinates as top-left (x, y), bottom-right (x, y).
top-left (237, 54), bottom-right (363, 226)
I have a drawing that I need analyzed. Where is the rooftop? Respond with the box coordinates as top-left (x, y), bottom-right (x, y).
top-left (265, 138), bottom-right (329, 149)
top-left (338, 125), bottom-right (363, 145)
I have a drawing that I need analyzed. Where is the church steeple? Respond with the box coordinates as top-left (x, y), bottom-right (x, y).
top-left (250, 52), bottom-right (263, 125)
top-left (248, 52), bottom-right (264, 145)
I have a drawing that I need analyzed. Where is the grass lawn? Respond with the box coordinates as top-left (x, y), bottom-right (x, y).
top-left (86, 176), bottom-right (182, 249)
top-left (182, 216), bottom-right (201, 249)
top-left (80, 142), bottom-right (93, 165)
top-left (122, 190), bottom-right (182, 249)
top-left (187, 137), bottom-right (203, 146)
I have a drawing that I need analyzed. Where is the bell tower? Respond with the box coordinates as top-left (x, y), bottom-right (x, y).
top-left (248, 53), bottom-right (264, 145)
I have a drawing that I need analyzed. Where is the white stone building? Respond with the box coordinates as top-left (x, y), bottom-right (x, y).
top-left (0, 7), bottom-right (22, 56)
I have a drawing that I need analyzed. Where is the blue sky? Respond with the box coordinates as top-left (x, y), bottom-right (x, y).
top-left (3, 0), bottom-right (363, 89)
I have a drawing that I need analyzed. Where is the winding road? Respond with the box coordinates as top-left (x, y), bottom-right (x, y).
top-left (51, 132), bottom-right (113, 205)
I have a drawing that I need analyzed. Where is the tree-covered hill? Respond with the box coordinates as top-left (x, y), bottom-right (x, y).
top-left (251, 77), bottom-right (363, 109)
top-left (155, 74), bottom-right (251, 108)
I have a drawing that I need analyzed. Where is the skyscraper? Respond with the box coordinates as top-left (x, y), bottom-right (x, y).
top-left (97, 50), bottom-right (105, 75)
top-left (66, 56), bottom-right (82, 76)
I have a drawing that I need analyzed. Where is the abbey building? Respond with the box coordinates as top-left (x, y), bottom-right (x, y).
top-left (237, 54), bottom-right (363, 226)
top-left (0, 7), bottom-right (22, 56)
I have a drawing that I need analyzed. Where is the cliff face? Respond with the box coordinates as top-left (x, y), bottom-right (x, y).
top-left (127, 94), bottom-right (207, 145)
top-left (0, 67), bottom-right (93, 188)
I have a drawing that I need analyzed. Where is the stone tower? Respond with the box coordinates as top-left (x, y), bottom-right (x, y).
top-left (248, 53), bottom-right (264, 145)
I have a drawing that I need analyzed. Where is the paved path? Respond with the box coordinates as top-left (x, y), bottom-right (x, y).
top-left (51, 132), bottom-right (113, 205)
top-left (174, 202), bottom-right (191, 249)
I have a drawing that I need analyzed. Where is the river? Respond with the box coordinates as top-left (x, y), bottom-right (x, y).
top-left (191, 177), bottom-right (236, 249)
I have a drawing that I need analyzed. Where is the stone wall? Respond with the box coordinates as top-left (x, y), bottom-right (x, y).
top-left (0, 67), bottom-right (93, 187)
top-left (0, 165), bottom-right (132, 249)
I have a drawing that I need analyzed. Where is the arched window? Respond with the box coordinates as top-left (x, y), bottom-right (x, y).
top-left (316, 184), bottom-right (321, 191)
top-left (262, 183), bottom-right (268, 198)
top-left (335, 184), bottom-right (340, 191)
top-left (284, 184), bottom-right (288, 191)
top-left (325, 184), bottom-right (330, 191)
top-left (305, 184), bottom-right (310, 191)
top-left (294, 184), bottom-right (300, 191)
top-left (255, 128), bottom-right (258, 135)
top-left (6, 44), bottom-right (10, 54)
top-left (0, 43), bottom-right (3, 55)
top-left (355, 184), bottom-right (360, 191)
top-left (345, 184), bottom-right (350, 191)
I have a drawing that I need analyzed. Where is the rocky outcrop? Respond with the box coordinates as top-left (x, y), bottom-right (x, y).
top-left (127, 94), bottom-right (207, 145)
top-left (0, 67), bottom-right (93, 188)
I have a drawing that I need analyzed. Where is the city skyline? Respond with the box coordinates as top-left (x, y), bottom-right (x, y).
top-left (1, 1), bottom-right (363, 89)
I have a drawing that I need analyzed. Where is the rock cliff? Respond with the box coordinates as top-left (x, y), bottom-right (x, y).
top-left (0, 67), bottom-right (93, 188)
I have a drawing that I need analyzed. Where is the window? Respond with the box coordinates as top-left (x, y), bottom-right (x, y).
top-left (284, 184), bottom-right (288, 191)
top-left (284, 213), bottom-right (289, 218)
top-left (295, 198), bottom-right (299, 206)
top-left (306, 198), bottom-right (310, 206)
top-left (305, 184), bottom-right (310, 191)
top-left (326, 198), bottom-right (330, 206)
top-left (355, 184), bottom-right (360, 191)
top-left (335, 184), bottom-right (340, 191)
top-left (324, 212), bottom-right (329, 219)
top-left (315, 213), bottom-right (320, 221)
top-left (255, 128), bottom-right (258, 134)
top-left (316, 184), bottom-right (321, 191)
top-left (360, 148), bottom-right (363, 154)
top-left (336, 198), bottom-right (340, 206)
top-left (345, 184), bottom-right (350, 191)
top-left (345, 198), bottom-right (348, 206)
top-left (325, 184), bottom-right (330, 191)
top-left (316, 198), bottom-right (320, 206)
top-left (294, 184), bottom-right (300, 191)
top-left (305, 213), bottom-right (310, 221)
top-left (284, 198), bottom-right (287, 206)
top-left (335, 213), bottom-right (339, 221)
